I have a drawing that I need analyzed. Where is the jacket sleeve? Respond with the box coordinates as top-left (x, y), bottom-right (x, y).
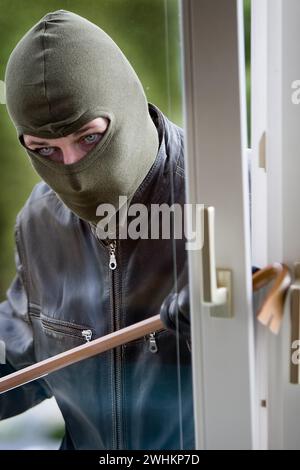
top-left (0, 224), bottom-right (52, 420)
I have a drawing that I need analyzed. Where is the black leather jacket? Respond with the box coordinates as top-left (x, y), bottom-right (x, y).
top-left (0, 105), bottom-right (194, 450)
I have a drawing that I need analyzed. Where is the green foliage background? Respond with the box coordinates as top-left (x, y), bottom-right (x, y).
top-left (0, 0), bottom-right (250, 299)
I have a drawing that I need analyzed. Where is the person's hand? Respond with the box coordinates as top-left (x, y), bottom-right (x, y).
top-left (160, 285), bottom-right (191, 339)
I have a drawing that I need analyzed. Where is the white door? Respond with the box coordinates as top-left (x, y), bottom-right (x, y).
top-left (251, 0), bottom-right (300, 450)
top-left (181, 0), bottom-right (257, 449)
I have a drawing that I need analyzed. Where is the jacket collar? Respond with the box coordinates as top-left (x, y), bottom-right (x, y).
top-left (88, 103), bottom-right (183, 238)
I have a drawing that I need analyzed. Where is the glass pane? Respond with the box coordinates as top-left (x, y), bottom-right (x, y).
top-left (0, 0), bottom-right (194, 450)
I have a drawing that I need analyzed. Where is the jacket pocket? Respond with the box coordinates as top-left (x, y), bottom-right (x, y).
top-left (29, 303), bottom-right (95, 344)
top-left (123, 328), bottom-right (168, 356)
top-left (40, 315), bottom-right (95, 343)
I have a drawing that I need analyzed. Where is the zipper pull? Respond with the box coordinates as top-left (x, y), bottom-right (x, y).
top-left (109, 242), bottom-right (117, 270)
top-left (148, 332), bottom-right (158, 353)
top-left (82, 329), bottom-right (92, 342)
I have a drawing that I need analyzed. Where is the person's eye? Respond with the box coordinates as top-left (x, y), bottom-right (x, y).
top-left (37, 147), bottom-right (55, 157)
top-left (81, 133), bottom-right (102, 145)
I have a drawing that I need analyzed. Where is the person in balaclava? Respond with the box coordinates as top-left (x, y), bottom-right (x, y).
top-left (0, 10), bottom-right (193, 450)
top-left (5, 8), bottom-right (159, 226)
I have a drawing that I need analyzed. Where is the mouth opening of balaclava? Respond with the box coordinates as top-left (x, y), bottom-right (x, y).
top-left (5, 9), bottom-right (159, 225)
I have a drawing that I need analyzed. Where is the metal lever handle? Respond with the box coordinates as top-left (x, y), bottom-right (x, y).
top-left (253, 262), bottom-right (291, 334)
top-left (202, 206), bottom-right (232, 317)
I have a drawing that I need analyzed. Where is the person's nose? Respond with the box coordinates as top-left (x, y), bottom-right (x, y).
top-left (62, 145), bottom-right (86, 165)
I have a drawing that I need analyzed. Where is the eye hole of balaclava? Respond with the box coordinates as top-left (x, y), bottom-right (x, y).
top-left (21, 117), bottom-right (111, 164)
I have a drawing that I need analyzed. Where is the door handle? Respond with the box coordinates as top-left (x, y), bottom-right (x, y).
top-left (202, 206), bottom-right (232, 317)
top-left (202, 206), bottom-right (291, 325)
top-left (253, 262), bottom-right (291, 334)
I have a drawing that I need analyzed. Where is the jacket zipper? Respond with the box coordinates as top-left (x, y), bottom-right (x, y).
top-left (81, 329), bottom-right (93, 342)
top-left (108, 240), bottom-right (122, 449)
top-left (41, 316), bottom-right (93, 342)
top-left (148, 332), bottom-right (158, 353)
top-left (109, 242), bottom-right (117, 270)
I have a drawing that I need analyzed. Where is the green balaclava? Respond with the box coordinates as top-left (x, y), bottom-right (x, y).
top-left (5, 10), bottom-right (159, 225)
